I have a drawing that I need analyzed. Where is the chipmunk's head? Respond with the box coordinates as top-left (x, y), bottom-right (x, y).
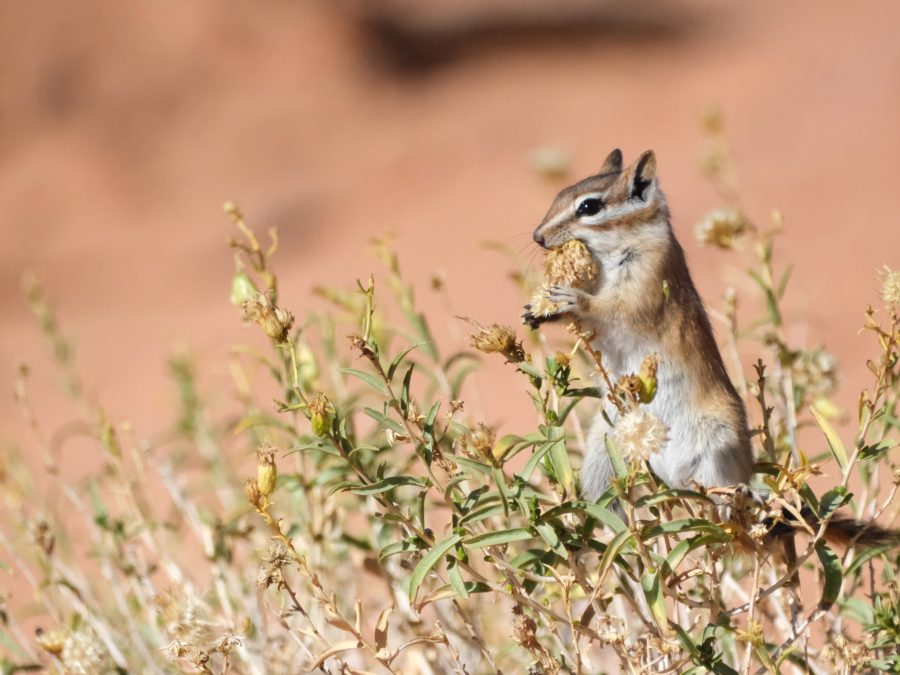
top-left (532, 149), bottom-right (669, 253)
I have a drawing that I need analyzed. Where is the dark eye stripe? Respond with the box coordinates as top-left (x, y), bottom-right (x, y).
top-left (576, 198), bottom-right (603, 216)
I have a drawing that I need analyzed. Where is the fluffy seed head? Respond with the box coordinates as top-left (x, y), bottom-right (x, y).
top-left (877, 265), bottom-right (900, 306)
top-left (613, 409), bottom-right (670, 462)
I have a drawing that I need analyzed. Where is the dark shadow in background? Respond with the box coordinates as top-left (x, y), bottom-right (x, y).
top-left (339, 0), bottom-right (716, 76)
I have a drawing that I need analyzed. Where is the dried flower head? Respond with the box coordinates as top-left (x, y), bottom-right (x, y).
top-left (694, 209), bottom-right (748, 249)
top-left (877, 265), bottom-right (900, 306)
top-left (213, 633), bottom-right (243, 653)
top-left (529, 240), bottom-right (599, 319)
top-left (612, 409), bottom-right (670, 462)
top-left (256, 444), bottom-right (278, 497)
top-left (465, 423), bottom-right (496, 463)
top-left (468, 324), bottom-right (526, 363)
top-left (244, 478), bottom-right (262, 508)
top-left (241, 292), bottom-right (294, 342)
top-left (60, 627), bottom-right (112, 675)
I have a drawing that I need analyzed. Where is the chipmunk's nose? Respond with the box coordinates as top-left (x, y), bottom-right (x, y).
top-left (533, 230), bottom-right (546, 248)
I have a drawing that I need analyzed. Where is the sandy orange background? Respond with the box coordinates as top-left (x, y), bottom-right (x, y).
top-left (2, 1), bottom-right (899, 487)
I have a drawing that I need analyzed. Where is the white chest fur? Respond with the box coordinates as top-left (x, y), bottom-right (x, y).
top-left (582, 329), bottom-right (747, 495)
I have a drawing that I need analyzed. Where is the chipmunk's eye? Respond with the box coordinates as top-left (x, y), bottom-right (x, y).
top-left (576, 198), bottom-right (603, 217)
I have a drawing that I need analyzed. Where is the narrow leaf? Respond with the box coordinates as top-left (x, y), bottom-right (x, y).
top-left (810, 406), bottom-right (848, 472)
top-left (340, 367), bottom-right (388, 395)
top-left (815, 540), bottom-right (842, 609)
top-left (408, 534), bottom-right (462, 602)
top-left (464, 528), bottom-right (533, 549)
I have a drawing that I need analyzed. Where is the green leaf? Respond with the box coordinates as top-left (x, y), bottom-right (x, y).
top-left (516, 441), bottom-right (554, 483)
top-left (379, 537), bottom-right (428, 562)
top-left (387, 343), bottom-right (427, 382)
top-left (642, 519), bottom-right (730, 542)
top-left (641, 571), bottom-right (668, 629)
top-left (516, 362), bottom-right (544, 380)
top-left (548, 438), bottom-right (574, 496)
top-left (596, 530), bottom-right (635, 583)
top-left (815, 540), bottom-right (843, 609)
top-left (492, 467), bottom-right (510, 518)
top-left (349, 476), bottom-right (429, 495)
top-left (408, 534), bottom-right (462, 602)
top-left (452, 454), bottom-right (493, 476)
top-left (859, 438), bottom-right (899, 461)
top-left (363, 407), bottom-right (405, 435)
top-left (535, 522), bottom-right (567, 557)
top-left (340, 367), bottom-right (388, 395)
top-left (464, 528), bottom-right (533, 549)
top-left (541, 500), bottom-right (627, 534)
top-left (818, 486), bottom-right (852, 520)
top-left (810, 406), bottom-right (848, 472)
top-left (448, 564), bottom-right (469, 598)
top-left (459, 502), bottom-right (506, 525)
top-left (663, 534), bottom-right (723, 577)
top-left (400, 364), bottom-right (414, 416)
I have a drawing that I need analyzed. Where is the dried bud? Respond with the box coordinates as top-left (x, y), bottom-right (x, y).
top-left (694, 209), bottom-right (748, 249)
top-left (307, 393), bottom-right (334, 437)
top-left (241, 293), bottom-right (294, 343)
top-left (638, 353), bottom-right (659, 403)
top-left (554, 351), bottom-right (571, 368)
top-left (256, 445), bottom-right (277, 497)
top-left (244, 478), bottom-right (262, 508)
top-left (468, 324), bottom-right (526, 364)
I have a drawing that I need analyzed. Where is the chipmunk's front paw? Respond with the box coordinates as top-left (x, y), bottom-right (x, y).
top-left (547, 285), bottom-right (591, 317)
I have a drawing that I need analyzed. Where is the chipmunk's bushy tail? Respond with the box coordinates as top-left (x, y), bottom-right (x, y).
top-left (768, 507), bottom-right (900, 549)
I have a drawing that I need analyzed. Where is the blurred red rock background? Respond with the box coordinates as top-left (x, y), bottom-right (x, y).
top-left (2, 1), bottom-right (899, 492)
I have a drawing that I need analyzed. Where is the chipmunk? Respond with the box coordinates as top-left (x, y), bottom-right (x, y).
top-left (523, 148), bottom-right (899, 549)
top-left (523, 148), bottom-right (753, 500)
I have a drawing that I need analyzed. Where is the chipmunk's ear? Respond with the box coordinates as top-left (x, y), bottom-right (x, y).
top-left (599, 148), bottom-right (623, 174)
top-left (630, 150), bottom-right (656, 200)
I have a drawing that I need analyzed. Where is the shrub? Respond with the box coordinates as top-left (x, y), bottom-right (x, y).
top-left (2, 141), bottom-right (899, 674)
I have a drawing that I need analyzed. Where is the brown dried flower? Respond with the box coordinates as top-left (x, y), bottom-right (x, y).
top-left (244, 478), bottom-right (262, 508)
top-left (241, 292), bottom-right (294, 342)
top-left (465, 423), bottom-right (496, 463)
top-left (468, 324), bottom-right (526, 363)
top-left (529, 240), bottom-right (599, 319)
